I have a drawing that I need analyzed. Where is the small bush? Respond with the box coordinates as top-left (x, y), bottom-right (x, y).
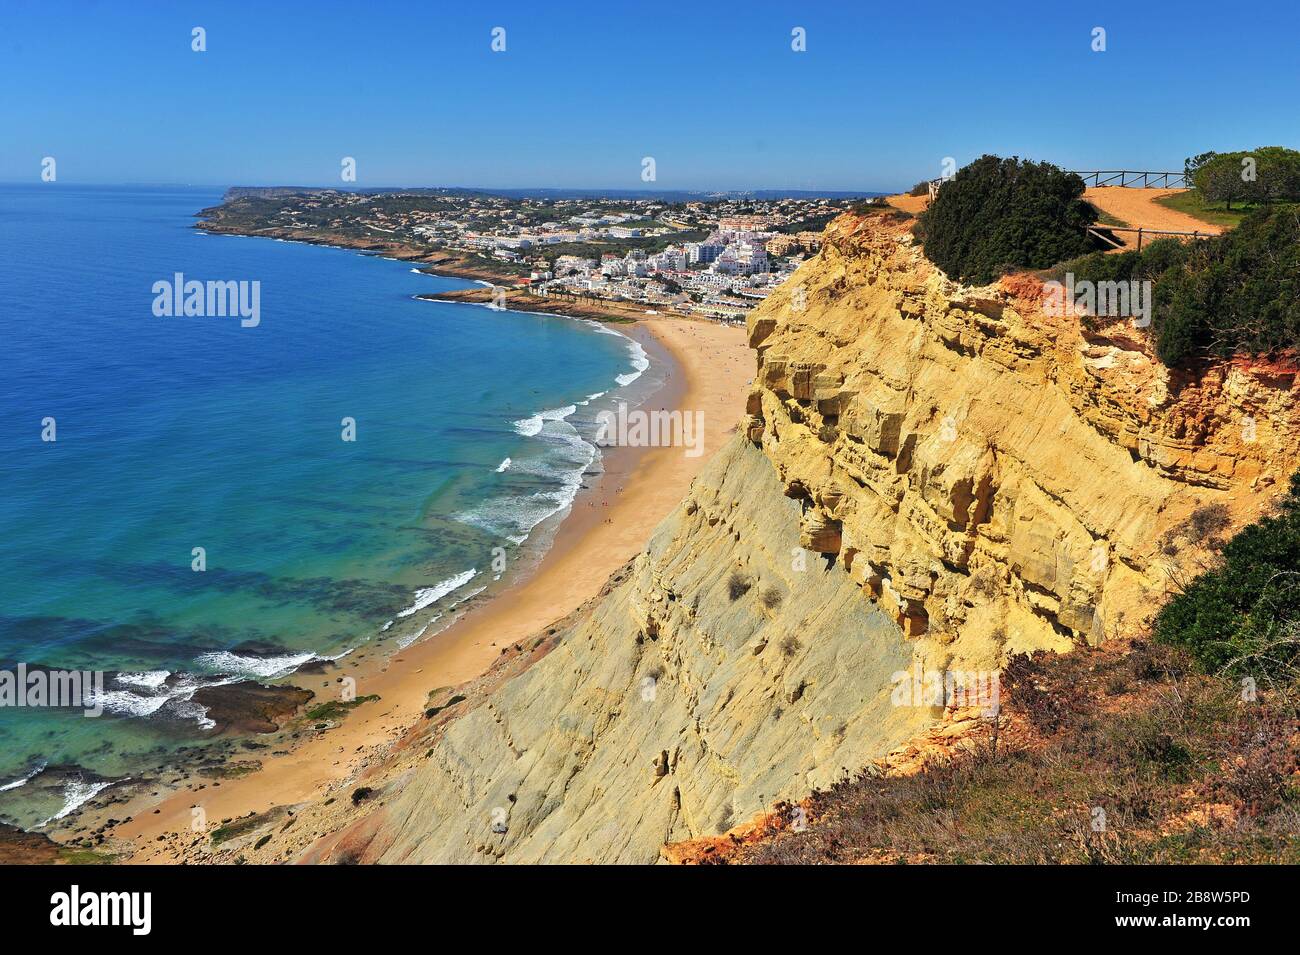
top-left (424, 693), bottom-right (466, 719)
top-left (715, 804), bottom-right (735, 834)
top-left (967, 567), bottom-right (1001, 601)
top-left (908, 180), bottom-right (931, 197)
top-left (919, 155), bottom-right (1098, 284)
top-left (350, 787), bottom-right (374, 806)
top-left (728, 572), bottom-right (752, 601)
top-left (761, 587), bottom-right (783, 610)
top-left (999, 653), bottom-right (1076, 733)
top-left (780, 635), bottom-right (802, 658)
top-left (1104, 674), bottom-right (1131, 696)
top-left (1160, 502), bottom-right (1234, 555)
top-left (1127, 718), bottom-right (1194, 779)
top-left (1187, 502), bottom-right (1232, 543)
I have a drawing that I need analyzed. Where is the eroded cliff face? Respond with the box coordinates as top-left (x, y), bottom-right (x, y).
top-left (289, 209), bottom-right (1298, 865)
top-left (746, 210), bottom-right (1300, 671)
top-left (303, 438), bottom-right (928, 864)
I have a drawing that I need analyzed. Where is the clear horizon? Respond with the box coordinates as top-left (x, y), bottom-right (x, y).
top-left (0, 180), bottom-right (882, 194)
top-left (5, 0), bottom-right (1297, 191)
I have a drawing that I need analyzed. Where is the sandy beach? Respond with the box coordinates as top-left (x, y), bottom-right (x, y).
top-left (109, 312), bottom-right (752, 862)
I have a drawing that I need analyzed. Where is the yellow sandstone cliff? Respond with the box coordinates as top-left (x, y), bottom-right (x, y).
top-left (746, 209), bottom-right (1299, 674)
top-left (237, 208), bottom-right (1297, 865)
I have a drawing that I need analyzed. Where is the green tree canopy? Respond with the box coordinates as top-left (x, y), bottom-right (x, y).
top-left (919, 156), bottom-right (1097, 285)
top-left (1188, 147), bottom-right (1300, 208)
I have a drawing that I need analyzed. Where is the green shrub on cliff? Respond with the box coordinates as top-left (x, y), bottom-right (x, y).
top-left (918, 156), bottom-right (1097, 284)
top-left (1049, 204), bottom-right (1300, 367)
top-left (1052, 236), bottom-right (1189, 291)
top-left (1156, 472), bottom-right (1300, 676)
top-left (1148, 204), bottom-right (1300, 366)
top-left (1188, 147), bottom-right (1300, 208)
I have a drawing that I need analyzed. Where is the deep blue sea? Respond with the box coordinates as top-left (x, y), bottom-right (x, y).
top-left (0, 184), bottom-right (653, 827)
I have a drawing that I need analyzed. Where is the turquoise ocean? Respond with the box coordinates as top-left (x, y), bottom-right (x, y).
top-left (0, 185), bottom-right (657, 827)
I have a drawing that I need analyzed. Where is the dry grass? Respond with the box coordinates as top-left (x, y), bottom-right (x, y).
top-left (722, 640), bottom-right (1300, 864)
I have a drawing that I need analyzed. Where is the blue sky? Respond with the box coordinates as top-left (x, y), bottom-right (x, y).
top-left (3, 0), bottom-right (1298, 191)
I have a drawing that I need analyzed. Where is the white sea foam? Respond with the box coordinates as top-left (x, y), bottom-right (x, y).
top-left (583, 321), bottom-right (651, 388)
top-left (397, 615), bottom-right (439, 650)
top-left (513, 416), bottom-right (543, 437)
top-left (115, 670), bottom-right (170, 690)
top-left (90, 687), bottom-right (174, 718)
top-left (39, 779), bottom-right (115, 827)
top-left (0, 761), bottom-right (47, 793)
top-left (457, 319), bottom-right (648, 564)
top-left (513, 404), bottom-right (577, 437)
top-left (396, 568), bottom-right (478, 618)
top-left (94, 650), bottom-right (355, 728)
top-left (394, 578), bottom-right (477, 652)
top-left (193, 650), bottom-right (319, 680)
top-left (170, 698), bottom-right (216, 730)
top-left (459, 408), bottom-right (598, 541)
top-left (615, 339), bottom-right (650, 386)
top-left (394, 581), bottom-right (482, 651)
top-left (87, 671), bottom-right (222, 725)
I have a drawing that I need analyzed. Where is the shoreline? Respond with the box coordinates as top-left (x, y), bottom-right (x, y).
top-left (416, 285), bottom-right (675, 325)
top-left (195, 219), bottom-right (529, 287)
top-left (103, 307), bottom-right (750, 862)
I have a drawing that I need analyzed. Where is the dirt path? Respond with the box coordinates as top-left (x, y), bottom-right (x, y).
top-left (1084, 187), bottom-right (1223, 248)
top-left (889, 187), bottom-right (1224, 251)
top-left (886, 193), bottom-right (929, 214)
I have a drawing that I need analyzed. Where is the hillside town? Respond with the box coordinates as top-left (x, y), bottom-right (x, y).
top-left (201, 189), bottom-right (867, 322)
top-left (513, 206), bottom-right (835, 322)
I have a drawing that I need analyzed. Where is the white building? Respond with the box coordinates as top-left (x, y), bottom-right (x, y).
top-left (687, 241), bottom-right (725, 265)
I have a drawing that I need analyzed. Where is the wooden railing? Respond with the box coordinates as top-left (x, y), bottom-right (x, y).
top-left (1071, 170), bottom-right (1191, 189)
top-left (928, 169), bottom-right (1191, 199)
top-left (1087, 225), bottom-right (1211, 252)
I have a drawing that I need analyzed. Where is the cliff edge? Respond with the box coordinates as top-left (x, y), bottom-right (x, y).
top-left (745, 208), bottom-right (1298, 670)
